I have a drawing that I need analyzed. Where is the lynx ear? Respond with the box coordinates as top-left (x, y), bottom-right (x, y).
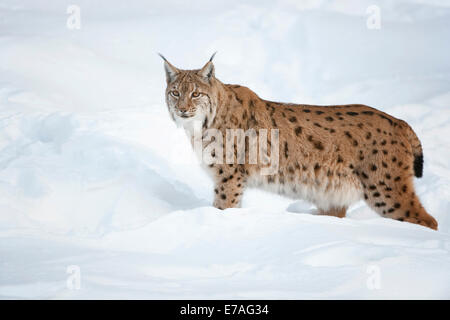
top-left (198, 52), bottom-right (217, 81)
top-left (158, 53), bottom-right (179, 83)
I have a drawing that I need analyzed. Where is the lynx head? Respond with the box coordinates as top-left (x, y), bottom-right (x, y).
top-left (160, 53), bottom-right (219, 131)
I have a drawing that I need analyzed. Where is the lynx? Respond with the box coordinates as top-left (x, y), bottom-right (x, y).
top-left (160, 54), bottom-right (438, 230)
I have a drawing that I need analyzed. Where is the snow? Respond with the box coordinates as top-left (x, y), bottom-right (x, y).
top-left (0, 0), bottom-right (450, 299)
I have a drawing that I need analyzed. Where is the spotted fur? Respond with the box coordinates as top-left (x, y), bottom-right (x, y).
top-left (160, 55), bottom-right (438, 230)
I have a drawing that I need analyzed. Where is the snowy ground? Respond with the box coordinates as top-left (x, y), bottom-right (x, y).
top-left (0, 0), bottom-right (450, 299)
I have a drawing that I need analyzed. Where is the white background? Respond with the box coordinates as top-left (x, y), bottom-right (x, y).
top-left (0, 0), bottom-right (449, 298)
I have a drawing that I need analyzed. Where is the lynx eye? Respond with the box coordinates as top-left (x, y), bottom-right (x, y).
top-left (170, 90), bottom-right (180, 97)
top-left (191, 92), bottom-right (201, 98)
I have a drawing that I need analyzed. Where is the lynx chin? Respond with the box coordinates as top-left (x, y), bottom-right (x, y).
top-left (159, 53), bottom-right (438, 230)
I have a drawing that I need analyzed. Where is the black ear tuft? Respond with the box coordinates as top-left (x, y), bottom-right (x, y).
top-left (158, 53), bottom-right (179, 83)
top-left (199, 53), bottom-right (217, 81)
top-left (158, 53), bottom-right (168, 62)
top-left (209, 52), bottom-right (217, 62)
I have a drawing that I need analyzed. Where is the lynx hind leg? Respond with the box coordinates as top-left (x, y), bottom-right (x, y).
top-left (361, 172), bottom-right (438, 230)
top-left (318, 207), bottom-right (347, 218)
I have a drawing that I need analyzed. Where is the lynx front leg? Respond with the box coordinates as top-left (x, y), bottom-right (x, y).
top-left (212, 165), bottom-right (247, 209)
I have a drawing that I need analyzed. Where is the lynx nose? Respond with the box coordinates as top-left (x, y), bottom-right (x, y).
top-left (178, 106), bottom-right (190, 118)
top-left (178, 105), bottom-right (189, 113)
